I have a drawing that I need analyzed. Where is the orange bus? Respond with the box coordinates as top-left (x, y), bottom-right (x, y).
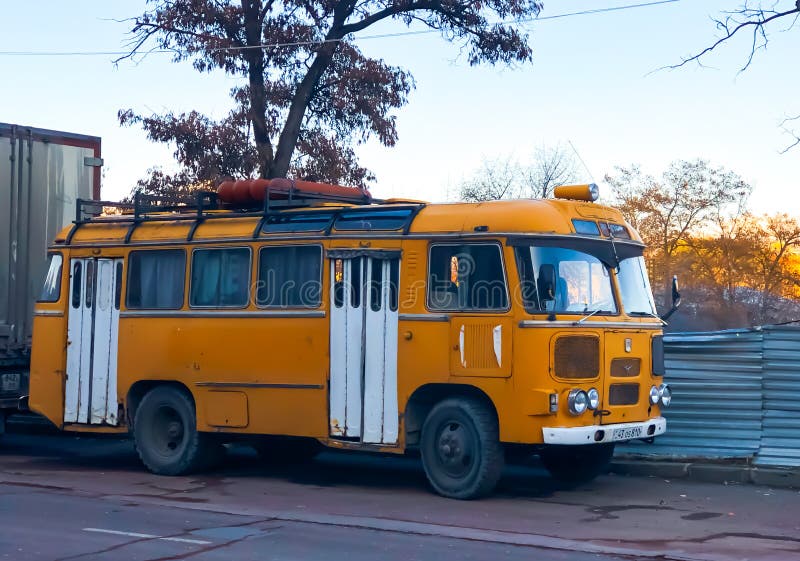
top-left (29, 181), bottom-right (670, 499)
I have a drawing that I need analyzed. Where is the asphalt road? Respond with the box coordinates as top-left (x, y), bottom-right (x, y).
top-left (1, 423), bottom-right (799, 561)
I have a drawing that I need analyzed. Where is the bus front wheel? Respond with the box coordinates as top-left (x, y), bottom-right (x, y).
top-left (539, 443), bottom-right (615, 485)
top-left (420, 397), bottom-right (504, 499)
top-left (133, 386), bottom-right (222, 475)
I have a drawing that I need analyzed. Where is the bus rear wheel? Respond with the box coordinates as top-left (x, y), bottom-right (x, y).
top-left (539, 443), bottom-right (615, 485)
top-left (133, 386), bottom-right (222, 475)
top-left (420, 397), bottom-right (504, 500)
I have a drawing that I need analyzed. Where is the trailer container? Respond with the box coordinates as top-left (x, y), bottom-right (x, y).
top-left (1, 122), bottom-right (101, 427)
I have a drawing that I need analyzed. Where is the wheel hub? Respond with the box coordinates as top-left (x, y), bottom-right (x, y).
top-left (435, 422), bottom-right (473, 477)
top-left (166, 421), bottom-right (183, 440)
top-left (152, 406), bottom-right (185, 454)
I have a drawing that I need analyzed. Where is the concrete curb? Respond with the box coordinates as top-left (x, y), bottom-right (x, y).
top-left (610, 458), bottom-right (800, 488)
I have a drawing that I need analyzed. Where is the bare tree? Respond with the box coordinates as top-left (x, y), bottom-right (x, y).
top-left (606, 160), bottom-right (751, 309)
top-left (671, 1), bottom-right (800, 152)
top-left (672, 1), bottom-right (800, 72)
top-left (459, 157), bottom-right (521, 202)
top-left (751, 213), bottom-right (800, 322)
top-left (780, 114), bottom-right (800, 153)
top-left (520, 143), bottom-right (578, 199)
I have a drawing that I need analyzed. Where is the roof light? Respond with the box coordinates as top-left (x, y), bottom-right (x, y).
top-left (553, 183), bottom-right (600, 202)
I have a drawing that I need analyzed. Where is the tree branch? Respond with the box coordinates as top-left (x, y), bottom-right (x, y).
top-left (780, 114), bottom-right (800, 153)
top-left (669, 3), bottom-right (800, 72)
top-left (340, 0), bottom-right (438, 35)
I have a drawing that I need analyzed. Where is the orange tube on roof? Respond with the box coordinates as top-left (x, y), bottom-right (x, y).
top-left (217, 178), bottom-right (371, 205)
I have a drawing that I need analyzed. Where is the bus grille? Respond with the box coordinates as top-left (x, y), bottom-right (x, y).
top-left (553, 336), bottom-right (599, 379)
top-left (611, 358), bottom-right (641, 377)
top-left (609, 383), bottom-right (640, 405)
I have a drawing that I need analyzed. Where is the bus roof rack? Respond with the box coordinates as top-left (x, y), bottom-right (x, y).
top-left (67, 191), bottom-right (222, 244)
top-left (65, 188), bottom-right (426, 244)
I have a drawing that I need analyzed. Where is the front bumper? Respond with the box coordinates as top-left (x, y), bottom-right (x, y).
top-left (542, 416), bottom-right (666, 445)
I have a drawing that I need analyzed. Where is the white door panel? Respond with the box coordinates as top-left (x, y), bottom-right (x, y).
top-left (363, 260), bottom-right (387, 443)
top-left (77, 260), bottom-right (94, 423)
top-left (65, 259), bottom-right (87, 423)
top-left (64, 258), bottom-right (121, 425)
top-left (329, 261), bottom-right (349, 436)
top-left (330, 256), bottom-right (399, 444)
top-left (344, 259), bottom-right (364, 437)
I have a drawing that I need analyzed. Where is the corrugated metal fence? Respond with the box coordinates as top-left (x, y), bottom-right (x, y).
top-left (618, 325), bottom-right (800, 467)
top-left (758, 326), bottom-right (800, 466)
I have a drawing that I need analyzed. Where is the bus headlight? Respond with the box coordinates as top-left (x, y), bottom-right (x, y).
top-left (587, 388), bottom-right (600, 410)
top-left (567, 389), bottom-right (589, 415)
top-left (659, 384), bottom-right (672, 407)
top-left (649, 385), bottom-right (660, 405)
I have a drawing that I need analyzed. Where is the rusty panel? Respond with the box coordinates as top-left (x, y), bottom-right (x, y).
top-left (553, 335), bottom-right (599, 379)
top-left (611, 357), bottom-right (641, 377)
top-left (609, 383), bottom-right (639, 405)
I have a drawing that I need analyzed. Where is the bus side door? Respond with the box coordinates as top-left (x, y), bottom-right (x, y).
top-left (64, 258), bottom-right (122, 425)
top-left (329, 251), bottom-right (400, 444)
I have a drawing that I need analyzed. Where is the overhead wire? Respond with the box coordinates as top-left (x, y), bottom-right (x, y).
top-left (0, 0), bottom-right (680, 57)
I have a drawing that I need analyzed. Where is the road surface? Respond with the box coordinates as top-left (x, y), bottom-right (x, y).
top-left (1, 427), bottom-right (798, 561)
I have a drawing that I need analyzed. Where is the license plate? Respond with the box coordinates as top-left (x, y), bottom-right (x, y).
top-left (1, 373), bottom-right (20, 392)
top-left (612, 425), bottom-right (644, 441)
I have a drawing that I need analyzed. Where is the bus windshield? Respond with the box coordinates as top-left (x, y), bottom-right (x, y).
top-left (617, 255), bottom-right (657, 316)
top-left (516, 246), bottom-right (617, 314)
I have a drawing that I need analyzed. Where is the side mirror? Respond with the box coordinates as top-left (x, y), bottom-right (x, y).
top-left (672, 275), bottom-right (681, 308)
top-left (660, 275), bottom-right (682, 321)
top-left (538, 264), bottom-right (556, 303)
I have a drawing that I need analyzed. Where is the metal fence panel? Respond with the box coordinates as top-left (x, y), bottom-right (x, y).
top-left (619, 329), bottom-right (764, 459)
top-left (755, 326), bottom-right (800, 467)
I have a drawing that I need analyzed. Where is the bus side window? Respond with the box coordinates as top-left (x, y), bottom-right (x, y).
top-left (190, 247), bottom-right (251, 308)
top-left (127, 250), bottom-right (186, 310)
top-left (333, 259), bottom-right (344, 308)
top-left (514, 247), bottom-right (540, 311)
top-left (389, 259), bottom-right (399, 312)
top-left (427, 244), bottom-right (508, 311)
top-left (38, 253), bottom-right (63, 303)
top-left (114, 261), bottom-right (123, 310)
top-left (258, 245), bottom-right (322, 308)
top-left (370, 259), bottom-right (383, 312)
top-left (71, 261), bottom-right (82, 309)
top-left (85, 260), bottom-right (94, 309)
top-left (350, 258), bottom-right (361, 308)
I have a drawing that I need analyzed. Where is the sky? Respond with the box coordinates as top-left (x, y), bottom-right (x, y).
top-left (1, 0), bottom-right (798, 215)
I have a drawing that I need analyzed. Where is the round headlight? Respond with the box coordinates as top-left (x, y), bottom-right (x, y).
top-left (567, 389), bottom-right (589, 415)
top-left (587, 388), bottom-right (600, 410)
top-left (649, 385), bottom-right (660, 405)
top-left (659, 383), bottom-right (672, 407)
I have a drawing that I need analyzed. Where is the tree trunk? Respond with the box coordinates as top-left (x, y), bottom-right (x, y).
top-left (242, 0), bottom-right (273, 178)
top-left (270, 41), bottom-right (339, 179)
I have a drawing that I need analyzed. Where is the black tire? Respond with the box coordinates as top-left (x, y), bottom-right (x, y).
top-left (133, 386), bottom-right (221, 475)
top-left (420, 397), bottom-right (504, 500)
top-left (254, 437), bottom-right (322, 465)
top-left (539, 443), bottom-right (615, 485)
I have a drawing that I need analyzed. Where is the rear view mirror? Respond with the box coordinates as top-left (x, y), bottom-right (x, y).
top-left (538, 264), bottom-right (556, 302)
top-left (661, 275), bottom-right (682, 321)
top-left (672, 275), bottom-right (681, 308)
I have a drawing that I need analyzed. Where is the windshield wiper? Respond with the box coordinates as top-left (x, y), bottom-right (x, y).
top-left (574, 308), bottom-right (601, 325)
top-left (628, 311), bottom-right (667, 325)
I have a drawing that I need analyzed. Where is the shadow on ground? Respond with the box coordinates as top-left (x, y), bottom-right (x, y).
top-left (1, 417), bottom-right (587, 500)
